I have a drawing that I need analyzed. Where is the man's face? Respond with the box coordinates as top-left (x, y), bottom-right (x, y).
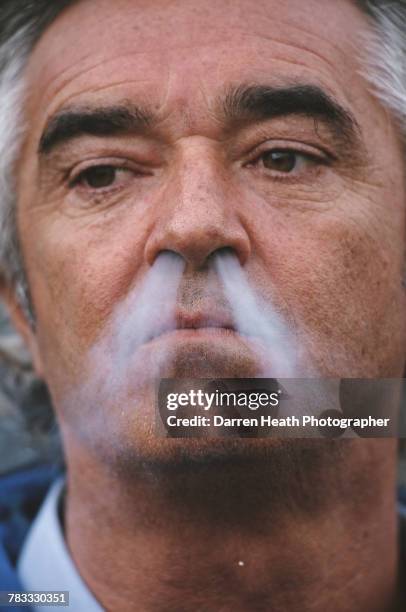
top-left (13, 0), bottom-right (406, 457)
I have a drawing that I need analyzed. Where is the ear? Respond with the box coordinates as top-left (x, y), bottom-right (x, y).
top-left (0, 282), bottom-right (44, 378)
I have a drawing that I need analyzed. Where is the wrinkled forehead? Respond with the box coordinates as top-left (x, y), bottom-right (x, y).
top-left (23, 0), bottom-right (374, 130)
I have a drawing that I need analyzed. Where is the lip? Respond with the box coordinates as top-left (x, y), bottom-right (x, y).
top-left (147, 310), bottom-right (238, 343)
top-left (175, 311), bottom-right (236, 332)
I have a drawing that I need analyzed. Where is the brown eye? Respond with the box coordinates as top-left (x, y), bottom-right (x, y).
top-left (261, 150), bottom-right (297, 173)
top-left (80, 165), bottom-right (117, 188)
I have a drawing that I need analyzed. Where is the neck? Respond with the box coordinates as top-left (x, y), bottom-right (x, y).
top-left (64, 438), bottom-right (399, 612)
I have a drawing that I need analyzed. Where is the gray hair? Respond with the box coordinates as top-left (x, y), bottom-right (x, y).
top-left (0, 2), bottom-right (74, 319)
top-left (357, 1), bottom-right (406, 139)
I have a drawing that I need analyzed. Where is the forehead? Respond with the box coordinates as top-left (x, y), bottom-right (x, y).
top-left (24, 0), bottom-right (372, 131)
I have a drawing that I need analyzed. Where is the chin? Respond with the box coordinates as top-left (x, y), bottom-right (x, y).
top-left (58, 329), bottom-right (285, 469)
top-left (101, 433), bottom-right (286, 476)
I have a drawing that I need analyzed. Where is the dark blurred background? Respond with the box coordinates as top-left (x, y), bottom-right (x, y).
top-left (0, 302), bottom-right (61, 474)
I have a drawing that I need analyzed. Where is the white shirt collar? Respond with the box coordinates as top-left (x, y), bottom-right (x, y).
top-left (17, 478), bottom-right (103, 612)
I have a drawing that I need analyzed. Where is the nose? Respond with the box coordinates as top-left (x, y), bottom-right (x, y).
top-left (144, 141), bottom-right (251, 270)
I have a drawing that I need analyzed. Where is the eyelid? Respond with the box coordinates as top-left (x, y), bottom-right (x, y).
top-left (67, 157), bottom-right (150, 187)
top-left (243, 139), bottom-right (335, 166)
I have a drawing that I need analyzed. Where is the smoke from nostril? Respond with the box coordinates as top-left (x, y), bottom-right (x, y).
top-left (70, 249), bottom-right (300, 424)
top-left (214, 250), bottom-right (297, 377)
top-left (111, 251), bottom-right (185, 365)
top-left (84, 251), bottom-right (185, 400)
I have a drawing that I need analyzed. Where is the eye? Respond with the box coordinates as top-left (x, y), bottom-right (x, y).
top-left (259, 150), bottom-right (313, 173)
top-left (71, 165), bottom-right (134, 190)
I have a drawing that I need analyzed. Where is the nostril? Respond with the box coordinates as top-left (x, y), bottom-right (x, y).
top-left (208, 246), bottom-right (244, 269)
top-left (213, 247), bottom-right (235, 258)
top-left (155, 250), bottom-right (185, 265)
top-left (151, 249), bottom-right (186, 277)
top-left (208, 246), bottom-right (232, 266)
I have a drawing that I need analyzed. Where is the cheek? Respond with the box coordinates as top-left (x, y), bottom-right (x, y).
top-left (21, 210), bottom-right (151, 383)
top-left (297, 228), bottom-right (405, 376)
top-left (249, 186), bottom-right (406, 376)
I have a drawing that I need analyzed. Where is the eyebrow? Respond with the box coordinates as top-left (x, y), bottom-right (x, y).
top-left (38, 104), bottom-right (152, 154)
top-left (221, 83), bottom-right (361, 147)
top-left (38, 84), bottom-right (361, 155)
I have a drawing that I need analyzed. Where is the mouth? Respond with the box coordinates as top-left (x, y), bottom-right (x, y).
top-left (128, 309), bottom-right (270, 379)
top-left (147, 310), bottom-right (238, 343)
